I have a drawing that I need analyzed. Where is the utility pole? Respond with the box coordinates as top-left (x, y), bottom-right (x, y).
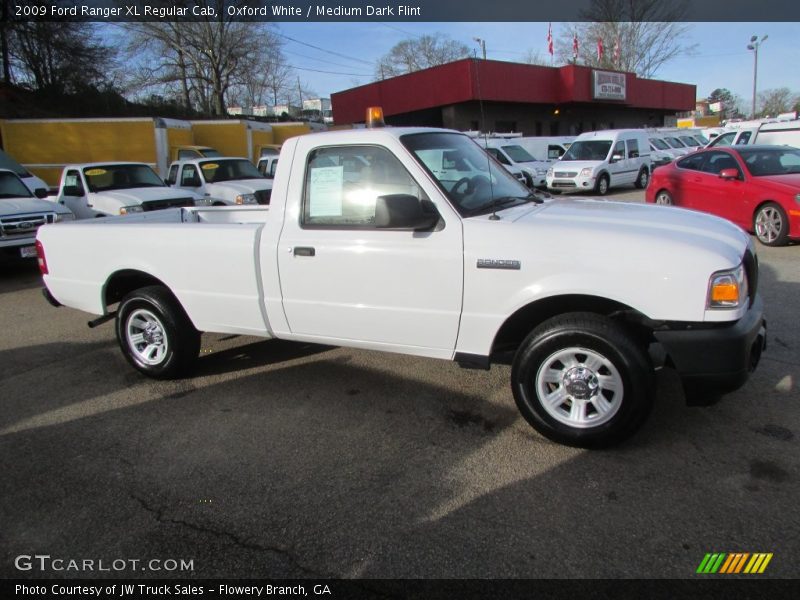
top-left (747, 35), bottom-right (768, 118)
top-left (297, 76), bottom-right (303, 117)
top-left (473, 37), bottom-right (486, 60)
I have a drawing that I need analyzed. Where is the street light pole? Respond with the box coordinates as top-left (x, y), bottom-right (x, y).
top-left (473, 37), bottom-right (486, 60)
top-left (747, 35), bottom-right (768, 119)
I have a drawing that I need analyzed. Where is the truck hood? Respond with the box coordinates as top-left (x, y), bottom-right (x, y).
top-left (550, 160), bottom-right (603, 173)
top-left (0, 197), bottom-right (72, 216)
top-left (90, 187), bottom-right (199, 205)
top-left (463, 198), bottom-right (752, 322)
top-left (205, 180), bottom-right (273, 195)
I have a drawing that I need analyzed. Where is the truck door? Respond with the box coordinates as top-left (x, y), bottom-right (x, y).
top-left (59, 169), bottom-right (93, 219)
top-left (277, 142), bottom-right (464, 356)
top-left (179, 164), bottom-right (205, 198)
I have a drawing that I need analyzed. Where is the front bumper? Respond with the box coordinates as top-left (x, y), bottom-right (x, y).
top-left (546, 175), bottom-right (595, 192)
top-left (653, 294), bottom-right (766, 405)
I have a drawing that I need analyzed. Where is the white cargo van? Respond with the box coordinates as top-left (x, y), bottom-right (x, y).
top-left (546, 129), bottom-right (651, 195)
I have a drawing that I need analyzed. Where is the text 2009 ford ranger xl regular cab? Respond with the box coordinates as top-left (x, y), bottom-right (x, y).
top-left (36, 122), bottom-right (766, 448)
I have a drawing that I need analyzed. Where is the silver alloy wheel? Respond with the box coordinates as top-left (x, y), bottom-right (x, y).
top-left (639, 170), bottom-right (648, 187)
top-left (598, 177), bottom-right (609, 194)
top-left (655, 191), bottom-right (672, 205)
top-left (535, 347), bottom-right (623, 428)
top-left (126, 308), bottom-right (169, 366)
top-left (755, 206), bottom-right (783, 244)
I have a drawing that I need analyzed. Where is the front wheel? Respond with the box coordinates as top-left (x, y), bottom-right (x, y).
top-left (595, 174), bottom-right (610, 196)
top-left (116, 285), bottom-right (200, 379)
top-left (511, 313), bottom-right (655, 448)
top-left (753, 202), bottom-right (789, 246)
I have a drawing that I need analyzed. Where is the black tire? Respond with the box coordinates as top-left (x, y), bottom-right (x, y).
top-left (595, 173), bottom-right (610, 196)
top-left (115, 285), bottom-right (200, 379)
top-left (654, 189), bottom-right (673, 205)
top-left (511, 312), bottom-right (655, 448)
top-left (634, 168), bottom-right (649, 189)
top-left (753, 202), bottom-right (789, 246)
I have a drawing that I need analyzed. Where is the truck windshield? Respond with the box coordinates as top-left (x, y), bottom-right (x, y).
top-left (0, 171), bottom-right (33, 199)
top-left (561, 141), bottom-right (613, 161)
top-left (401, 132), bottom-right (537, 217)
top-left (501, 145), bottom-right (537, 163)
top-left (0, 150), bottom-right (32, 178)
top-left (650, 138), bottom-right (670, 150)
top-left (679, 136), bottom-right (701, 147)
top-left (199, 159), bottom-right (264, 183)
top-left (199, 148), bottom-right (223, 158)
top-left (83, 165), bottom-right (165, 192)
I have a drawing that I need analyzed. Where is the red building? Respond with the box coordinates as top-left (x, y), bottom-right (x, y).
top-left (331, 59), bottom-right (695, 135)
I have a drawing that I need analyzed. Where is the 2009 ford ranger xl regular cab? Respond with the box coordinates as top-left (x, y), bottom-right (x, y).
top-left (36, 125), bottom-right (766, 448)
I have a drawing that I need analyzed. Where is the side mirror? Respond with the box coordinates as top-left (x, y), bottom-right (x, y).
top-left (34, 188), bottom-right (48, 199)
top-left (719, 168), bottom-right (739, 180)
top-left (375, 194), bottom-right (439, 230)
top-left (610, 154), bottom-right (624, 163)
top-left (62, 185), bottom-right (83, 197)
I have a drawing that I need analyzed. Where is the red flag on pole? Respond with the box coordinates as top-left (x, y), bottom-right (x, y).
top-left (573, 31), bottom-right (579, 61)
top-left (547, 23), bottom-right (554, 56)
top-left (597, 37), bottom-right (605, 61)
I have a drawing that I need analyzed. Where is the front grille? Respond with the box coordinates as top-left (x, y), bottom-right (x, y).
top-left (0, 213), bottom-right (56, 238)
top-left (743, 248), bottom-right (758, 308)
top-left (142, 197), bottom-right (195, 212)
top-left (552, 181), bottom-right (577, 188)
top-left (254, 189), bottom-right (272, 205)
top-left (555, 171), bottom-right (578, 178)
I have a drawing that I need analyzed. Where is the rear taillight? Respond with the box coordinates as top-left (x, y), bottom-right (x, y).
top-left (35, 240), bottom-right (48, 275)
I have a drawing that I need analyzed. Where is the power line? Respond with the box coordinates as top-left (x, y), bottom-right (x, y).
top-left (275, 32), bottom-right (373, 66)
top-left (286, 64), bottom-right (372, 77)
top-left (284, 49), bottom-right (370, 70)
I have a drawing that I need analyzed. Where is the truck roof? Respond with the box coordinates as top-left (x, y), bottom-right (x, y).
top-left (64, 162), bottom-right (151, 169)
top-left (169, 157), bottom-right (249, 166)
top-left (290, 126), bottom-right (462, 146)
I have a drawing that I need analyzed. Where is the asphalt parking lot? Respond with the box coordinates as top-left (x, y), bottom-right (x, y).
top-left (1, 189), bottom-right (798, 580)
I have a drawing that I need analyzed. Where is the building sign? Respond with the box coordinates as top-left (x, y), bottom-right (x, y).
top-left (592, 70), bottom-right (626, 101)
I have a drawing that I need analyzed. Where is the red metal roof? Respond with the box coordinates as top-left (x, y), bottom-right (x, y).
top-left (331, 59), bottom-right (696, 124)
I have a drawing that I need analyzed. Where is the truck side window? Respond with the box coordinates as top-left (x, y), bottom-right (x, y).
top-left (486, 148), bottom-right (511, 166)
top-left (64, 170), bottom-right (84, 196)
top-left (166, 165), bottom-right (178, 186)
top-left (611, 141), bottom-right (625, 159)
top-left (302, 145), bottom-right (426, 228)
top-left (626, 139), bottom-right (639, 158)
top-left (548, 145), bottom-right (564, 159)
top-left (181, 165), bottom-right (199, 186)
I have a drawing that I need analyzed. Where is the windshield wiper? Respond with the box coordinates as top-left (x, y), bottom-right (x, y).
top-left (464, 194), bottom-right (542, 216)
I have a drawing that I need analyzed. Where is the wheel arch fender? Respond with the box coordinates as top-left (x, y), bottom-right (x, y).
top-left (103, 269), bottom-right (197, 329)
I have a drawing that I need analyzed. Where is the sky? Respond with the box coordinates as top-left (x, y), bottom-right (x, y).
top-left (273, 21), bottom-right (800, 107)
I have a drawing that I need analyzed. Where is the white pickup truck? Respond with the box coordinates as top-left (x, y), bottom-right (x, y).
top-left (166, 157), bottom-right (272, 206)
top-left (0, 169), bottom-right (74, 259)
top-left (36, 125), bottom-right (766, 448)
top-left (56, 162), bottom-right (199, 218)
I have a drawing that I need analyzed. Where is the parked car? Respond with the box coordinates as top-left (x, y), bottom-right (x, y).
top-left (546, 129), bottom-right (651, 195)
top-left (0, 169), bottom-right (73, 259)
top-left (166, 157), bottom-right (272, 206)
top-left (56, 163), bottom-right (200, 218)
top-left (646, 145), bottom-right (800, 246)
top-left (38, 121), bottom-right (766, 448)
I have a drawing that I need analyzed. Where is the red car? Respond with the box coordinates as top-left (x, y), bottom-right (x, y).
top-left (646, 145), bottom-right (800, 246)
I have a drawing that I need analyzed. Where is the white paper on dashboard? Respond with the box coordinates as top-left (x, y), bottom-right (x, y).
top-left (309, 166), bottom-right (343, 216)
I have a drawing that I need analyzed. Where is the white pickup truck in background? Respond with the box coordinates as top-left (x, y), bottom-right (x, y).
top-left (166, 157), bottom-right (273, 206)
top-left (0, 169), bottom-right (73, 259)
top-left (55, 162), bottom-right (200, 218)
top-left (37, 123), bottom-right (766, 448)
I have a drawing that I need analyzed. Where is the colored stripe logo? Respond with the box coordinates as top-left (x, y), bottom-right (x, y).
top-left (697, 553), bottom-right (773, 574)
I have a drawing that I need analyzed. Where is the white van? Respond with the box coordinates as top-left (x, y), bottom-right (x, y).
top-left (545, 129), bottom-right (651, 195)
top-left (516, 136), bottom-right (574, 161)
top-left (706, 119), bottom-right (800, 148)
top-left (474, 138), bottom-right (547, 188)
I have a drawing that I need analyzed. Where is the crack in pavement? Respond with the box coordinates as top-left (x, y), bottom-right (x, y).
top-left (130, 493), bottom-right (328, 578)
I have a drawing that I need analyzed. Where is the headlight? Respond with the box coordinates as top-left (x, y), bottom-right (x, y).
top-left (119, 205), bottom-right (144, 215)
top-left (707, 264), bottom-right (747, 309)
top-left (579, 168), bottom-right (594, 177)
top-left (54, 213), bottom-right (75, 222)
top-left (546, 168), bottom-right (554, 177)
top-left (235, 194), bottom-right (257, 205)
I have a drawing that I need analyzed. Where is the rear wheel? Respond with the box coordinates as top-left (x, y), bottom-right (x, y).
top-left (634, 168), bottom-right (649, 189)
top-left (116, 285), bottom-right (200, 379)
top-left (595, 174), bottom-right (610, 196)
top-left (655, 190), bottom-right (673, 205)
top-left (754, 202), bottom-right (789, 246)
top-left (511, 313), bottom-right (655, 448)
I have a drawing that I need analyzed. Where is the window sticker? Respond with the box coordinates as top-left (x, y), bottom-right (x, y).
top-left (85, 168), bottom-right (107, 176)
top-left (201, 163), bottom-right (218, 170)
top-left (308, 165), bottom-right (343, 217)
